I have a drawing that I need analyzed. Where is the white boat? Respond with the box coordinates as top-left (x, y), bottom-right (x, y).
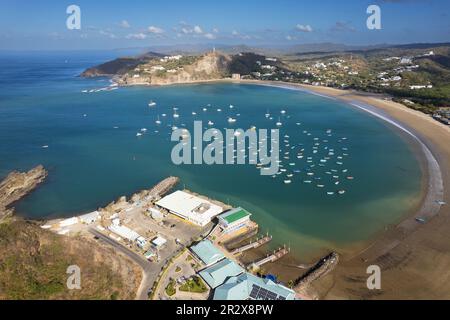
top-left (192, 112), bottom-right (197, 115)
top-left (217, 108), bottom-right (222, 112)
top-left (228, 117), bottom-right (237, 123)
top-left (203, 108), bottom-right (207, 112)
top-left (136, 133), bottom-right (143, 137)
top-left (287, 174), bottom-right (294, 178)
top-left (155, 115), bottom-right (161, 125)
top-left (41, 145), bottom-right (49, 149)
top-left (229, 105), bottom-right (234, 109)
top-left (173, 112), bottom-right (180, 118)
top-left (327, 192), bottom-right (335, 195)
top-left (284, 180), bottom-right (292, 184)
top-left (148, 101), bottom-right (156, 107)
top-left (281, 110), bottom-right (286, 114)
top-left (276, 118), bottom-right (282, 127)
top-left (338, 190), bottom-right (346, 195)
top-left (304, 180), bottom-right (312, 184)
top-left (317, 185), bottom-right (325, 188)
top-left (140, 128), bottom-right (147, 132)
top-left (208, 120), bottom-right (214, 126)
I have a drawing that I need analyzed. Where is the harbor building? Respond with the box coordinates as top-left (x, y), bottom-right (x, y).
top-left (213, 272), bottom-right (296, 300)
top-left (190, 240), bottom-right (225, 267)
top-left (156, 190), bottom-right (225, 226)
top-left (199, 258), bottom-right (244, 289)
top-left (218, 207), bottom-right (252, 234)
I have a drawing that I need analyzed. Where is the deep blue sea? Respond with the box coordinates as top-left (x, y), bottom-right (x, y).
top-left (0, 51), bottom-right (422, 259)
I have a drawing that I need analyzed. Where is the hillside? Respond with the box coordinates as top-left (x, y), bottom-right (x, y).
top-left (0, 220), bottom-right (141, 300)
top-left (81, 43), bottom-right (450, 116)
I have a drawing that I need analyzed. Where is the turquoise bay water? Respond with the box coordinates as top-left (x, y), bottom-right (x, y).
top-left (0, 52), bottom-right (422, 259)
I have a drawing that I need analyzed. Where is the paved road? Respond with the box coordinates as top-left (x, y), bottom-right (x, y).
top-left (89, 228), bottom-right (158, 300)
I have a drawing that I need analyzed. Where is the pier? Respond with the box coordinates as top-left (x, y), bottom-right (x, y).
top-left (294, 252), bottom-right (339, 290)
top-left (147, 176), bottom-right (179, 199)
top-left (231, 233), bottom-right (272, 255)
top-left (247, 246), bottom-right (290, 270)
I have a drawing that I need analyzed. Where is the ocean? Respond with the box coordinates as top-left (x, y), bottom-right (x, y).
top-left (0, 51), bottom-right (422, 259)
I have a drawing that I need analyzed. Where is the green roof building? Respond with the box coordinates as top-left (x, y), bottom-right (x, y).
top-left (190, 240), bottom-right (225, 266)
top-left (199, 258), bottom-right (244, 289)
top-left (218, 207), bottom-right (251, 234)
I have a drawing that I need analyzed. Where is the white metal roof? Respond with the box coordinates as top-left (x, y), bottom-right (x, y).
top-left (156, 190), bottom-right (224, 226)
top-left (108, 224), bottom-right (141, 242)
top-left (151, 236), bottom-right (167, 247)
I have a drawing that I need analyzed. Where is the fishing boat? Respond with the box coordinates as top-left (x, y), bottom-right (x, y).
top-left (148, 100), bottom-right (156, 107)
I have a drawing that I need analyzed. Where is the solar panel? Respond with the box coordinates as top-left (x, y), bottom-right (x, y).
top-left (249, 284), bottom-right (283, 300)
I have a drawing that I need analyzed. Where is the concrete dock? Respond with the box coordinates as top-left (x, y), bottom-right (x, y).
top-left (231, 234), bottom-right (272, 255)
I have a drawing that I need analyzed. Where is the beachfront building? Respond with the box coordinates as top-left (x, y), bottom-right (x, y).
top-left (199, 258), bottom-right (244, 289)
top-left (156, 190), bottom-right (225, 226)
top-left (108, 219), bottom-right (144, 245)
top-left (218, 207), bottom-right (252, 234)
top-left (213, 272), bottom-right (296, 300)
top-left (190, 240), bottom-right (225, 267)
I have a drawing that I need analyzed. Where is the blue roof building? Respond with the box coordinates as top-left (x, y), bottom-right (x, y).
top-left (199, 258), bottom-right (244, 289)
top-left (213, 272), bottom-right (296, 300)
top-left (190, 240), bottom-right (225, 266)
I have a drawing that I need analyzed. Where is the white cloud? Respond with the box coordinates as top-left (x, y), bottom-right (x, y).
top-left (193, 25), bottom-right (203, 34)
top-left (204, 33), bottom-right (216, 40)
top-left (148, 26), bottom-right (164, 34)
top-left (296, 24), bottom-right (313, 32)
top-left (286, 35), bottom-right (293, 41)
top-left (213, 28), bottom-right (219, 33)
top-left (120, 20), bottom-right (130, 28)
top-left (99, 30), bottom-right (117, 39)
top-left (231, 30), bottom-right (239, 36)
top-left (126, 33), bottom-right (147, 40)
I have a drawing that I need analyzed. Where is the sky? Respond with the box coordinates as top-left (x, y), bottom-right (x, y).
top-left (0, 0), bottom-right (449, 50)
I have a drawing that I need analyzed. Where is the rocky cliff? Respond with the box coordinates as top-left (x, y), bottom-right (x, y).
top-left (0, 165), bottom-right (47, 220)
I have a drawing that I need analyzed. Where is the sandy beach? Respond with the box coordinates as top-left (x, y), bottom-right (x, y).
top-left (241, 80), bottom-right (450, 300)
